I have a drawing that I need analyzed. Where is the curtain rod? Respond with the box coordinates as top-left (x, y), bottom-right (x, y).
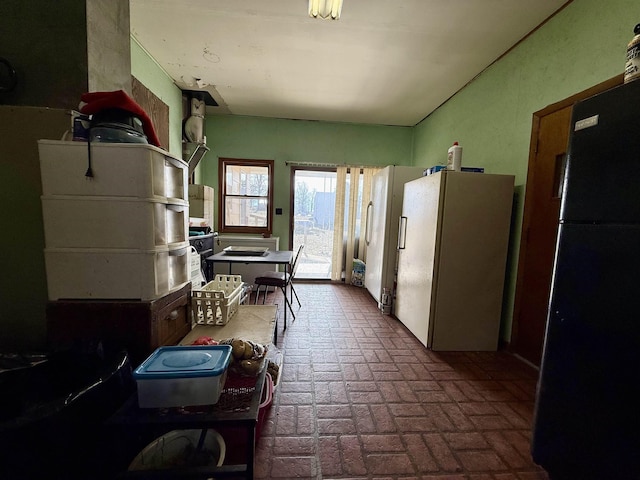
top-left (285, 161), bottom-right (386, 169)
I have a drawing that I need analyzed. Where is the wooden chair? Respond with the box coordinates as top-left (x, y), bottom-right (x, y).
top-left (254, 245), bottom-right (303, 319)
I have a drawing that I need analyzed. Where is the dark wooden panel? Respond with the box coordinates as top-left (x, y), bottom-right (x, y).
top-left (46, 283), bottom-right (191, 365)
top-left (131, 75), bottom-right (170, 150)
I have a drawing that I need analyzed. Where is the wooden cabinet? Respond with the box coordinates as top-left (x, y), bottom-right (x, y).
top-left (46, 283), bottom-right (191, 365)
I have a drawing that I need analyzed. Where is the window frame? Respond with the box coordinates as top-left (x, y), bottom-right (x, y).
top-left (218, 157), bottom-right (274, 235)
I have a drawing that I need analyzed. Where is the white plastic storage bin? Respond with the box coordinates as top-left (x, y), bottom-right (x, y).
top-left (38, 140), bottom-right (188, 202)
top-left (44, 243), bottom-right (190, 300)
top-left (192, 275), bottom-right (244, 326)
top-left (133, 345), bottom-right (232, 408)
top-left (41, 195), bottom-right (188, 249)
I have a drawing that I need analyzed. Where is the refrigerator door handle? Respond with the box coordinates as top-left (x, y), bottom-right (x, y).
top-left (398, 216), bottom-right (408, 249)
top-left (365, 201), bottom-right (373, 246)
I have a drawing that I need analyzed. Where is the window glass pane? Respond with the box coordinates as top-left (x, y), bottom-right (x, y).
top-left (224, 197), bottom-right (268, 227)
top-left (225, 169), bottom-right (241, 195)
top-left (225, 165), bottom-right (269, 196)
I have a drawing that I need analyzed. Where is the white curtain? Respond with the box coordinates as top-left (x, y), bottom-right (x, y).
top-left (331, 166), bottom-right (381, 282)
top-left (330, 166), bottom-right (347, 281)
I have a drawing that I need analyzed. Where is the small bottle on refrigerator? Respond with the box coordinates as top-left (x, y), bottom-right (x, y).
top-left (624, 23), bottom-right (640, 84)
top-left (447, 142), bottom-right (463, 171)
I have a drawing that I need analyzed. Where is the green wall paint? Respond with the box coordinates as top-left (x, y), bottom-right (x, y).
top-left (0, 0), bottom-right (88, 108)
top-left (200, 115), bottom-right (413, 247)
top-left (413, 0), bottom-right (638, 341)
top-left (0, 107), bottom-right (68, 351)
top-left (130, 37), bottom-right (183, 157)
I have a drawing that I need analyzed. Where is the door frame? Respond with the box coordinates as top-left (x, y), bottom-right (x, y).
top-left (510, 74), bottom-right (623, 362)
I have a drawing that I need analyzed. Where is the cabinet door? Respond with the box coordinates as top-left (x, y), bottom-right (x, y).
top-left (47, 284), bottom-right (192, 365)
top-left (153, 293), bottom-right (190, 348)
top-left (46, 301), bottom-right (152, 365)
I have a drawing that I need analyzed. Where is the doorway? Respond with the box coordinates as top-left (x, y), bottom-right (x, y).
top-left (290, 167), bottom-right (337, 280)
top-left (511, 75), bottom-right (623, 367)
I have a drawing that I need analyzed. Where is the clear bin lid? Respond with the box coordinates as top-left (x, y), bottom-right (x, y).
top-left (134, 345), bottom-right (231, 379)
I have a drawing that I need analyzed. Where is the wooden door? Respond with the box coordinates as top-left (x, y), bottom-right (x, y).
top-left (512, 107), bottom-right (571, 366)
top-left (511, 76), bottom-right (623, 367)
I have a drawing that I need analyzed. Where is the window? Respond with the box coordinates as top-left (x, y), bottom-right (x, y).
top-left (218, 158), bottom-right (274, 234)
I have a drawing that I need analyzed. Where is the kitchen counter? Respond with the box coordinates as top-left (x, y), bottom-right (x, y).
top-left (181, 304), bottom-right (278, 345)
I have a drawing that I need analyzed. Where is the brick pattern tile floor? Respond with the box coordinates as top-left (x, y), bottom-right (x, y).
top-left (251, 282), bottom-right (549, 480)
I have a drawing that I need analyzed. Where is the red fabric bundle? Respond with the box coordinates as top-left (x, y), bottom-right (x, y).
top-left (79, 90), bottom-right (162, 147)
top-left (191, 336), bottom-right (219, 346)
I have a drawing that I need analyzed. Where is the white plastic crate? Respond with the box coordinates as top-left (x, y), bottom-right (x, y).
top-left (41, 195), bottom-right (188, 249)
top-left (38, 140), bottom-right (188, 202)
top-left (192, 275), bottom-right (244, 326)
top-left (44, 243), bottom-right (190, 300)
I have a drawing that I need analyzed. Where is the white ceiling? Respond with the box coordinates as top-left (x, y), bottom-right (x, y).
top-left (130, 0), bottom-right (569, 127)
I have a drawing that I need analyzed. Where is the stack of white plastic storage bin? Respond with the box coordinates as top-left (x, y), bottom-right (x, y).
top-left (38, 140), bottom-right (190, 300)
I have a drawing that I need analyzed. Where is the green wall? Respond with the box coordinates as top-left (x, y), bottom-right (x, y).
top-left (200, 115), bottom-right (413, 247)
top-left (130, 37), bottom-right (183, 157)
top-left (192, 0), bottom-right (638, 343)
top-left (413, 0), bottom-right (638, 340)
top-left (0, 0), bottom-right (88, 108)
top-left (0, 107), bottom-right (68, 351)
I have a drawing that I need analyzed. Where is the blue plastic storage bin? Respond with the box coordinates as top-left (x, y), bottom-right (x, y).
top-left (133, 345), bottom-right (231, 408)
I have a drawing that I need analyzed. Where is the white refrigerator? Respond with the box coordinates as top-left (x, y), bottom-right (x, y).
top-left (364, 165), bottom-right (424, 305)
top-left (394, 171), bottom-right (514, 351)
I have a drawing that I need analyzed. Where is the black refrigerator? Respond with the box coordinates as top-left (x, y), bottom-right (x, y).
top-left (531, 79), bottom-right (640, 479)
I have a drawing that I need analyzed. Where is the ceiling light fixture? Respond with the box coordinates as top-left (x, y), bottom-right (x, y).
top-left (308, 0), bottom-right (343, 20)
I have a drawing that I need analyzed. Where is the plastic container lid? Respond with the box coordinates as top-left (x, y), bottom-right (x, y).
top-left (133, 345), bottom-right (232, 379)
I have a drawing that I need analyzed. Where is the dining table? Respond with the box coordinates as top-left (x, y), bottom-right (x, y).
top-left (206, 249), bottom-right (295, 329)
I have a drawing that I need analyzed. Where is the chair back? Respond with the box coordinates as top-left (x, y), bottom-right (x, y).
top-left (290, 244), bottom-right (304, 279)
